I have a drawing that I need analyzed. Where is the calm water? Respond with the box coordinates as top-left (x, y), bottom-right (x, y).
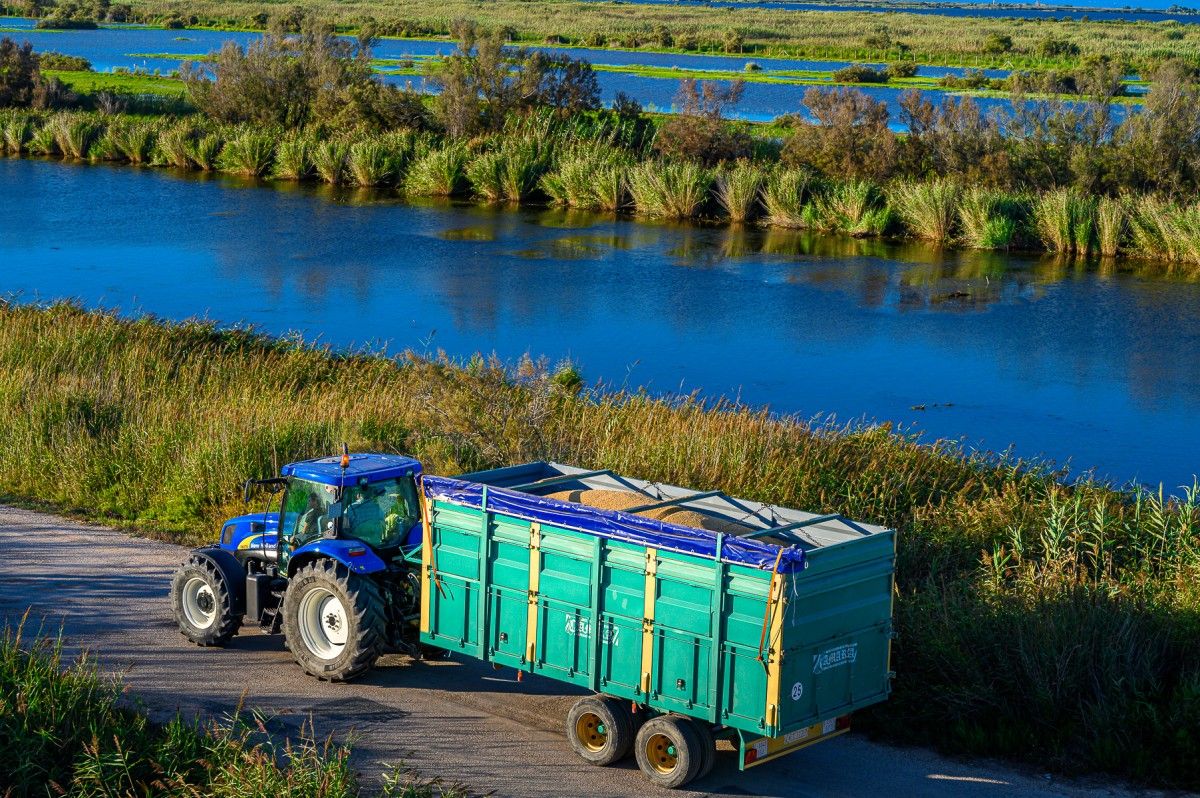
top-left (1, 157), bottom-right (1197, 489)
top-left (0, 18), bottom-right (1136, 123)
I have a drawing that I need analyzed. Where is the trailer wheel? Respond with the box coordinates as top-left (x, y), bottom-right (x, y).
top-left (566, 695), bottom-right (635, 766)
top-left (689, 719), bottom-right (716, 780)
top-left (282, 559), bottom-right (386, 682)
top-left (170, 555), bottom-right (242, 646)
top-left (634, 715), bottom-right (703, 789)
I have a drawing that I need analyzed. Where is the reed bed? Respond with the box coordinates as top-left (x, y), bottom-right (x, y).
top-left (9, 109), bottom-right (1200, 273)
top-left (0, 303), bottom-right (1196, 788)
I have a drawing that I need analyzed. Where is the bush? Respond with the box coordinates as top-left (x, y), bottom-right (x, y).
top-left (35, 51), bottom-right (92, 71)
top-left (653, 79), bottom-right (752, 166)
top-left (763, 167), bottom-right (819, 228)
top-left (783, 88), bottom-right (898, 182)
top-left (833, 64), bottom-right (888, 84)
top-left (404, 143), bottom-right (468, 196)
top-left (889, 179), bottom-right (960, 244)
top-left (217, 128), bottom-right (275, 177)
top-left (715, 160), bottom-right (764, 223)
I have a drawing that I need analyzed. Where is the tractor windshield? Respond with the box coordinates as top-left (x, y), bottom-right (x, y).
top-left (338, 477), bottom-right (420, 550)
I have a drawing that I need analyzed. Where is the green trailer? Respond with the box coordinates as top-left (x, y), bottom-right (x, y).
top-left (418, 462), bottom-right (895, 788)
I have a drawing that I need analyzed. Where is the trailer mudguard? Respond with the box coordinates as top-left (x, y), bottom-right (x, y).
top-left (191, 545), bottom-right (247, 615)
top-left (287, 539), bottom-right (388, 576)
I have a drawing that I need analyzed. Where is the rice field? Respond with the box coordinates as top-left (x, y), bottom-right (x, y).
top-left (0, 303), bottom-right (1196, 787)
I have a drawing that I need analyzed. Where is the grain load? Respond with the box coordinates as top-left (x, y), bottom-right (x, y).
top-left (546, 489), bottom-right (752, 534)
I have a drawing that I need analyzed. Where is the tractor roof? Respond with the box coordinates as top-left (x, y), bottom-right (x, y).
top-left (281, 453), bottom-right (423, 486)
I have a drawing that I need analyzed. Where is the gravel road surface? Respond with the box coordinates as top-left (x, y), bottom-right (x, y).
top-left (0, 506), bottom-right (1167, 798)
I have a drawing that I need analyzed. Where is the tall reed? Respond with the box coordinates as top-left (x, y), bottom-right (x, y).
top-left (106, 119), bottom-right (157, 164)
top-left (890, 179), bottom-right (960, 244)
top-left (627, 161), bottom-right (713, 219)
top-left (1, 111), bottom-right (34, 155)
top-left (715, 160), bottom-right (765, 223)
top-left (814, 180), bottom-right (893, 236)
top-left (1034, 188), bottom-right (1095, 255)
top-left (50, 113), bottom-right (99, 160)
top-left (404, 143), bottom-right (468, 197)
top-left (541, 144), bottom-right (629, 211)
top-left (312, 139), bottom-right (349, 185)
top-left (217, 128), bottom-right (276, 177)
top-left (1127, 195), bottom-right (1200, 267)
top-left (273, 132), bottom-right (313, 180)
top-left (958, 187), bottom-right (1024, 250)
top-left (186, 132), bottom-right (223, 171)
top-left (153, 122), bottom-right (194, 169)
top-left (1095, 196), bottom-right (1127, 258)
top-left (762, 167), bottom-right (818, 229)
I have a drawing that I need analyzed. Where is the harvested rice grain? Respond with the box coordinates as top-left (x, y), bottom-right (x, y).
top-left (546, 489), bottom-right (645, 511)
top-left (546, 489), bottom-right (752, 534)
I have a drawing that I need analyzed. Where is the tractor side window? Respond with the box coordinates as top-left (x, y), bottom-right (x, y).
top-left (341, 477), bottom-right (419, 549)
top-left (283, 480), bottom-right (336, 546)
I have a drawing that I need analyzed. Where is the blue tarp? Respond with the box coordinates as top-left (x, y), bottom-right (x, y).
top-left (422, 475), bottom-right (805, 573)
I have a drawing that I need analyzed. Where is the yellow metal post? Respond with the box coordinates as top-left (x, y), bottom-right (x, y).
top-left (526, 522), bottom-right (542, 664)
top-left (763, 571), bottom-right (787, 732)
top-left (419, 491), bottom-right (433, 635)
top-left (639, 547), bottom-right (658, 696)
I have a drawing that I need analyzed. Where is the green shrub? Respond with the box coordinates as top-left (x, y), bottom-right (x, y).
top-left (347, 137), bottom-right (399, 187)
top-left (0, 111), bottom-right (34, 155)
top-left (49, 113), bottom-right (99, 160)
top-left (814, 180), bottom-right (893, 236)
top-left (153, 122), bottom-right (194, 169)
top-left (1034, 188), bottom-right (1095, 255)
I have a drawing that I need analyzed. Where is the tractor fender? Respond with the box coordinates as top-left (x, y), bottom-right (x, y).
top-left (190, 545), bottom-right (247, 615)
top-left (287, 540), bottom-right (388, 577)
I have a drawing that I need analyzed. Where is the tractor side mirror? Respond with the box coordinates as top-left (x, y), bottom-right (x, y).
top-left (242, 479), bottom-right (253, 504)
top-left (324, 502), bottom-right (343, 538)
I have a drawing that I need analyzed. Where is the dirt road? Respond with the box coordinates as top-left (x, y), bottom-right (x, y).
top-left (0, 506), bottom-right (1155, 798)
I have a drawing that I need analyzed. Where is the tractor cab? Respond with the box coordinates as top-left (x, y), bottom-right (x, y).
top-left (220, 452), bottom-right (424, 573)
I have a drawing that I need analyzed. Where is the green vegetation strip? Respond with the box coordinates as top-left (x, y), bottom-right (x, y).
top-left (0, 303), bottom-right (1198, 788)
top-left (46, 69), bottom-right (189, 96)
top-left (0, 621), bottom-right (359, 796)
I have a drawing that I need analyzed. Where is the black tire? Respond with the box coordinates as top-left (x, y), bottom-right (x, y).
top-left (634, 714), bottom-right (703, 789)
top-left (281, 559), bottom-right (386, 681)
top-left (170, 555), bottom-right (242, 646)
top-left (688, 718), bottom-right (716, 781)
top-left (566, 695), bottom-right (635, 766)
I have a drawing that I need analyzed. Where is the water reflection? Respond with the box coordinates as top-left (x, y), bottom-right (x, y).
top-left (1, 157), bottom-right (1198, 487)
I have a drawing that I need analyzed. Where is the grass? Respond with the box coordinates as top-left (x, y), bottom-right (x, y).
top-left (958, 187), bottom-right (1024, 250)
top-left (762, 166), bottom-right (818, 229)
top-left (1035, 188), bottom-right (1096, 255)
top-left (218, 127), bottom-right (276, 176)
top-left (0, 617), bottom-right (360, 797)
top-left (44, 69), bottom-right (190, 99)
top-left (0, 303), bottom-right (1197, 788)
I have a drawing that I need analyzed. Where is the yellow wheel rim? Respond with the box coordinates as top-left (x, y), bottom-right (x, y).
top-left (645, 732), bottom-right (678, 775)
top-left (574, 712), bottom-right (608, 752)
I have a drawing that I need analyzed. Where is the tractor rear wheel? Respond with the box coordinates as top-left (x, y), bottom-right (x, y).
top-left (281, 559), bottom-right (386, 681)
top-left (170, 555), bottom-right (242, 646)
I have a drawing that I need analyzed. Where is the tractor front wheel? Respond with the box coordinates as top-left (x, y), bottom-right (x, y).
top-left (170, 555), bottom-right (242, 646)
top-left (281, 559), bottom-right (386, 681)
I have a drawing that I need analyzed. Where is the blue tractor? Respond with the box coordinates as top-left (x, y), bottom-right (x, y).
top-left (169, 450), bottom-right (427, 681)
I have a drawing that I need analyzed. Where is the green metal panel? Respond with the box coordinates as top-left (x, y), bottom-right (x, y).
top-left (419, 496), bottom-right (895, 739)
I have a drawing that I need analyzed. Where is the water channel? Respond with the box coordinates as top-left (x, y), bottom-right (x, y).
top-left (2, 157), bottom-right (1197, 489)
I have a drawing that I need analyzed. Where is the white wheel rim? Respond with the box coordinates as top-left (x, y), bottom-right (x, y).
top-left (298, 587), bottom-right (349, 660)
top-left (182, 576), bottom-right (216, 630)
